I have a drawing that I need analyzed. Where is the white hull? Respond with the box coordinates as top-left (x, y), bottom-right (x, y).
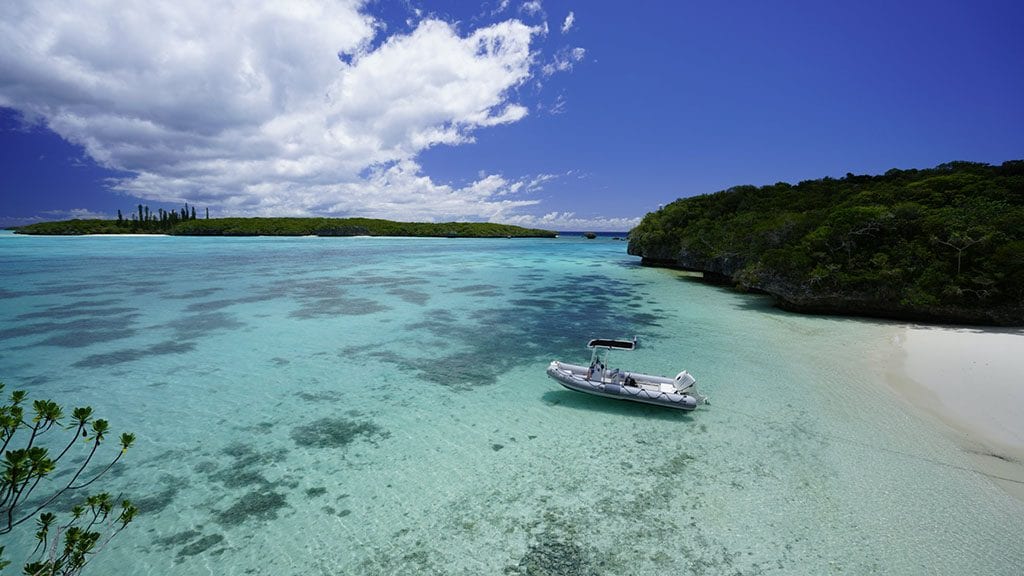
top-left (546, 361), bottom-right (703, 411)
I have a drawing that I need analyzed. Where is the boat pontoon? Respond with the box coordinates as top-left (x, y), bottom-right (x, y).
top-left (546, 337), bottom-right (707, 411)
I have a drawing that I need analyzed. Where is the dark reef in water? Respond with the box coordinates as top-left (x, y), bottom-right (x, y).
top-left (508, 537), bottom-right (602, 576)
top-left (215, 489), bottom-right (289, 526)
top-left (290, 416), bottom-right (389, 449)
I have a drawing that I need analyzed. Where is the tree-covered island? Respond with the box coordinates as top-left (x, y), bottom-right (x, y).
top-left (628, 161), bottom-right (1024, 326)
top-left (13, 210), bottom-right (557, 238)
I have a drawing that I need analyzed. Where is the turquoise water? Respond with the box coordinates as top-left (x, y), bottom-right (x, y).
top-left (1, 232), bottom-right (1021, 575)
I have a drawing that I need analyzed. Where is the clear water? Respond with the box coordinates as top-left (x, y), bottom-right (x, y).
top-left (1, 232), bottom-right (1021, 575)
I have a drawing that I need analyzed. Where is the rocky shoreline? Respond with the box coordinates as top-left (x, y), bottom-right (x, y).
top-left (631, 248), bottom-right (1023, 327)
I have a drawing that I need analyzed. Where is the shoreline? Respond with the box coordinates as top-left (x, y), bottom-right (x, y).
top-left (82, 233), bottom-right (172, 237)
top-left (642, 263), bottom-right (1022, 328)
top-left (886, 326), bottom-right (1024, 501)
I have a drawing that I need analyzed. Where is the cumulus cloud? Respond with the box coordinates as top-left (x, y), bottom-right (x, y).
top-left (316, 159), bottom-right (543, 222)
top-left (562, 11), bottom-right (575, 33)
top-left (0, 0), bottom-right (588, 222)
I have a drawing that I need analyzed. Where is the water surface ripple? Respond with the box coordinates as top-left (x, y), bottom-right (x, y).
top-left (0, 233), bottom-right (1021, 575)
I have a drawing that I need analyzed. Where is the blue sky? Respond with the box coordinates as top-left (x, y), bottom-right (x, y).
top-left (1, 0), bottom-right (1022, 230)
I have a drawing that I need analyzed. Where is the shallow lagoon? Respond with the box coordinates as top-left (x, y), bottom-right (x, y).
top-left (1, 233), bottom-right (1022, 575)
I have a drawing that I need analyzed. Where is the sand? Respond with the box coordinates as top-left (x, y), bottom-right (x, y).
top-left (888, 326), bottom-right (1024, 500)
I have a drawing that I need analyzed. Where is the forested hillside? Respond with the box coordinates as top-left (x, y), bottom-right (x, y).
top-left (628, 161), bottom-right (1024, 325)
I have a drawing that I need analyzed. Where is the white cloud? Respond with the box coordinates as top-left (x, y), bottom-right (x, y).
top-left (539, 94), bottom-right (568, 115)
top-left (561, 11), bottom-right (575, 33)
top-left (524, 173), bottom-right (557, 192)
top-left (0, 1), bottom-right (602, 225)
top-left (542, 47), bottom-right (587, 76)
top-left (520, 1), bottom-right (544, 17)
top-left (503, 211), bottom-right (641, 232)
top-left (312, 159), bottom-right (543, 222)
top-left (41, 208), bottom-right (111, 220)
top-left (0, 215), bottom-right (46, 228)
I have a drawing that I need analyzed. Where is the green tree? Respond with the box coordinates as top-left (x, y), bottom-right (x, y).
top-left (627, 160), bottom-right (1024, 324)
top-left (0, 382), bottom-right (137, 576)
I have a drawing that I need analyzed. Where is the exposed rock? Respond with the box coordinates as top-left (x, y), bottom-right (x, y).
top-left (633, 246), bottom-right (1022, 325)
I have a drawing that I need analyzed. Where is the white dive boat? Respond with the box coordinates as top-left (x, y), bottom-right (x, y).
top-left (546, 337), bottom-right (707, 411)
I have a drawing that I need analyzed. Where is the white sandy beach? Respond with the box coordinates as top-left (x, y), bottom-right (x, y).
top-left (889, 326), bottom-right (1024, 500)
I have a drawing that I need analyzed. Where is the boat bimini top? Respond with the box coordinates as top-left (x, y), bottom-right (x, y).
top-left (587, 337), bottom-right (637, 350)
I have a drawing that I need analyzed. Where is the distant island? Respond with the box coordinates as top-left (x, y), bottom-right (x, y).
top-left (12, 214), bottom-right (557, 238)
top-left (628, 160), bottom-right (1024, 326)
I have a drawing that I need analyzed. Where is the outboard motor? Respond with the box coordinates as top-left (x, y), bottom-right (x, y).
top-left (674, 370), bottom-right (696, 390)
top-left (674, 370), bottom-right (708, 404)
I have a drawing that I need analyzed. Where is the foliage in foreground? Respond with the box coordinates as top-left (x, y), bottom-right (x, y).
top-left (1, 382), bottom-right (137, 576)
top-left (628, 160), bottom-right (1024, 324)
top-left (14, 217), bottom-right (557, 238)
